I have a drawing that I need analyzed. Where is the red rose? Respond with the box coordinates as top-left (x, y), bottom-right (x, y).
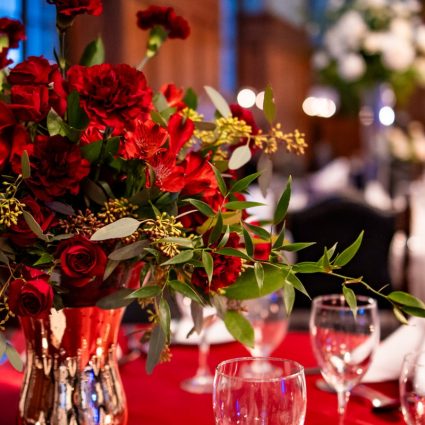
top-left (67, 63), bottom-right (153, 132)
top-left (8, 267), bottom-right (53, 318)
top-left (20, 135), bottom-right (90, 201)
top-left (47, 0), bottom-right (103, 17)
top-left (137, 6), bottom-right (190, 39)
top-left (4, 196), bottom-right (55, 247)
top-left (191, 232), bottom-right (242, 293)
top-left (0, 18), bottom-right (25, 69)
top-left (8, 56), bottom-right (67, 120)
top-left (56, 235), bottom-right (107, 288)
top-left (121, 119), bottom-right (168, 160)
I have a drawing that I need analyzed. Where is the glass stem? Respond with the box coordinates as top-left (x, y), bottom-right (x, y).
top-left (337, 389), bottom-right (350, 417)
top-left (195, 330), bottom-right (211, 378)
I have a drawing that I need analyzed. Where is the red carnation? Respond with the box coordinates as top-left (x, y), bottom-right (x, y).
top-left (191, 232), bottom-right (242, 293)
top-left (136, 6), bottom-right (190, 39)
top-left (8, 56), bottom-right (67, 121)
top-left (8, 267), bottom-right (53, 318)
top-left (67, 63), bottom-right (153, 133)
top-left (56, 235), bottom-right (107, 288)
top-left (47, 0), bottom-right (103, 17)
top-left (121, 119), bottom-right (168, 161)
top-left (20, 135), bottom-right (90, 201)
top-left (5, 196), bottom-right (55, 247)
top-left (0, 18), bottom-right (25, 69)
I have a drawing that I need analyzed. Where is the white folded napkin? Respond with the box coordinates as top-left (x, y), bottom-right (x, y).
top-left (362, 317), bottom-right (425, 383)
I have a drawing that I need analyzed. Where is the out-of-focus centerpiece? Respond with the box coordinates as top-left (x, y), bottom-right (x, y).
top-left (0, 1), bottom-right (424, 424)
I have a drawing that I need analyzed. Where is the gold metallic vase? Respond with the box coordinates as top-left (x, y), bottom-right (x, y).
top-left (18, 307), bottom-right (127, 425)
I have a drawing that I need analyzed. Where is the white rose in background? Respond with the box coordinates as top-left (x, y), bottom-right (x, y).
top-left (363, 31), bottom-right (388, 54)
top-left (381, 34), bottom-right (415, 71)
top-left (338, 53), bottom-right (366, 81)
top-left (312, 51), bottom-right (330, 70)
top-left (338, 11), bottom-right (367, 48)
top-left (357, 0), bottom-right (387, 9)
top-left (416, 26), bottom-right (425, 54)
top-left (390, 18), bottom-right (414, 41)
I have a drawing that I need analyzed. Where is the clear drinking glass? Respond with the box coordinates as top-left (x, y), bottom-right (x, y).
top-left (244, 291), bottom-right (289, 357)
top-left (213, 357), bottom-right (306, 425)
top-left (309, 294), bottom-right (380, 420)
top-left (400, 350), bottom-right (425, 424)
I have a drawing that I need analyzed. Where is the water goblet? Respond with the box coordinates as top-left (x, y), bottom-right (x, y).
top-left (244, 291), bottom-right (288, 358)
top-left (309, 294), bottom-right (380, 421)
top-left (213, 357), bottom-right (306, 425)
top-left (400, 350), bottom-right (425, 424)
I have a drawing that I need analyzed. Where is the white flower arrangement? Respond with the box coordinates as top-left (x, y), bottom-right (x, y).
top-left (313, 0), bottom-right (425, 112)
top-left (387, 121), bottom-right (425, 163)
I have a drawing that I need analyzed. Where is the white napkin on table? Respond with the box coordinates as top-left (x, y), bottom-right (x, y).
top-left (362, 317), bottom-right (425, 383)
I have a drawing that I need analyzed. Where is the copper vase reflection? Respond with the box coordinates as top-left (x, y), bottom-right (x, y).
top-left (19, 307), bottom-right (127, 425)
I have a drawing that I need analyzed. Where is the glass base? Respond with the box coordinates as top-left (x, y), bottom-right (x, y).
top-left (181, 373), bottom-right (214, 394)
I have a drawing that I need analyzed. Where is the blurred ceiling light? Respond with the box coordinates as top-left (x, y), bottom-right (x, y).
top-left (255, 91), bottom-right (265, 110)
top-left (237, 88), bottom-right (256, 108)
top-left (379, 106), bottom-right (395, 126)
top-left (302, 96), bottom-right (336, 118)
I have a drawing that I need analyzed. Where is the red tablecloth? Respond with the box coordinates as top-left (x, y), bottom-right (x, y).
top-left (0, 332), bottom-right (404, 425)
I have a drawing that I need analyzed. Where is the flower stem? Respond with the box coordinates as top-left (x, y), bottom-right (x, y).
top-left (136, 55), bottom-right (149, 71)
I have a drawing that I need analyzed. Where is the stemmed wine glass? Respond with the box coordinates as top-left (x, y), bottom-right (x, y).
top-left (244, 291), bottom-right (288, 358)
top-left (400, 350), bottom-right (425, 424)
top-left (213, 357), bottom-right (306, 425)
top-left (309, 294), bottom-right (380, 421)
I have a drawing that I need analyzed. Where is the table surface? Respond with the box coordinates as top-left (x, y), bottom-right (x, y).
top-left (0, 331), bottom-right (404, 425)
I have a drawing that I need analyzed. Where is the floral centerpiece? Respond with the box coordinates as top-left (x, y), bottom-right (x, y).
top-left (312, 0), bottom-right (425, 113)
top-left (0, 0), bottom-right (423, 382)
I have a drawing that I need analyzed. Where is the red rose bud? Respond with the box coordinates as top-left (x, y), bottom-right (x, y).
top-left (136, 6), bottom-right (190, 39)
top-left (56, 235), bottom-right (107, 288)
top-left (67, 63), bottom-right (153, 132)
top-left (8, 276), bottom-right (53, 318)
top-left (47, 0), bottom-right (103, 18)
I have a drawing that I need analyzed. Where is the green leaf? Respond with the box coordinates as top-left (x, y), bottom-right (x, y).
top-left (103, 259), bottom-right (120, 280)
top-left (33, 253), bottom-right (54, 266)
top-left (230, 172), bottom-right (261, 194)
top-left (244, 223), bottom-right (270, 241)
top-left (109, 240), bottom-right (150, 261)
top-left (254, 262), bottom-right (264, 290)
top-left (204, 85), bottom-right (231, 118)
top-left (22, 211), bottom-right (44, 238)
top-left (228, 145), bottom-right (252, 170)
top-left (257, 152), bottom-right (273, 198)
top-left (343, 285), bottom-right (357, 318)
top-left (168, 280), bottom-right (205, 304)
top-left (216, 247), bottom-right (252, 261)
top-left (146, 324), bottom-right (166, 374)
top-left (272, 224), bottom-right (286, 250)
top-left (155, 237), bottom-right (194, 248)
top-left (46, 109), bottom-right (82, 142)
top-left (80, 137), bottom-right (120, 163)
top-left (5, 344), bottom-right (23, 372)
top-left (66, 91), bottom-right (89, 129)
top-left (90, 218), bottom-right (141, 241)
top-left (208, 213), bottom-right (223, 245)
top-left (242, 226), bottom-right (253, 257)
top-left (96, 288), bottom-right (134, 309)
top-left (150, 110), bottom-right (167, 126)
top-left (79, 36), bottom-right (105, 66)
top-left (191, 301), bottom-right (204, 334)
top-left (158, 298), bottom-right (171, 339)
top-left (185, 199), bottom-right (215, 217)
top-left (202, 251), bottom-right (214, 284)
top-left (161, 250), bottom-right (194, 265)
top-left (393, 306), bottom-right (409, 325)
top-left (224, 264), bottom-right (285, 300)
top-left (263, 84), bottom-right (276, 124)
top-left (210, 163), bottom-right (227, 196)
top-left (285, 271), bottom-right (310, 299)
top-left (283, 282), bottom-right (295, 315)
top-left (273, 176), bottom-right (292, 225)
top-left (127, 285), bottom-right (161, 299)
top-left (21, 150), bottom-right (31, 179)
top-left (0, 334), bottom-right (6, 358)
top-left (224, 311), bottom-right (254, 348)
top-left (82, 179), bottom-right (108, 205)
top-left (279, 242), bottom-right (315, 252)
top-left (387, 291), bottom-right (425, 309)
top-left (292, 261), bottom-right (323, 274)
top-left (334, 231), bottom-right (364, 267)
top-left (183, 87), bottom-right (198, 109)
top-left (217, 225), bottom-right (230, 248)
top-left (400, 306), bottom-right (425, 317)
top-left (224, 201), bottom-right (264, 210)
top-left (153, 92), bottom-right (169, 112)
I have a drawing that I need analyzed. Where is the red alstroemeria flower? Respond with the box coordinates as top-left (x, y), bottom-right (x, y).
top-left (67, 63), bottom-right (153, 133)
top-left (121, 119), bottom-right (168, 161)
top-left (160, 83), bottom-right (186, 111)
top-left (136, 6), bottom-right (190, 39)
top-left (181, 153), bottom-right (218, 197)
